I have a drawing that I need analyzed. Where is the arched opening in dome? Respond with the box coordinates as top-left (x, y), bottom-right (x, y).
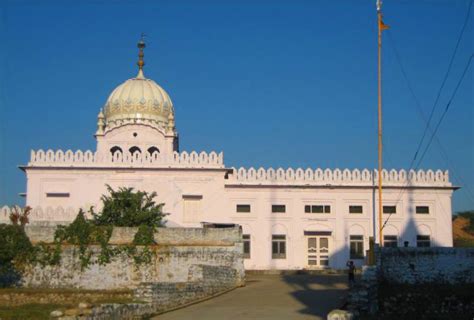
top-left (129, 146), bottom-right (141, 156)
top-left (148, 147), bottom-right (160, 157)
top-left (110, 146), bottom-right (123, 157)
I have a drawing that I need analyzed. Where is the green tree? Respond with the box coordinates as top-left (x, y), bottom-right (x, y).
top-left (456, 210), bottom-right (474, 233)
top-left (93, 185), bottom-right (165, 228)
top-left (0, 224), bottom-right (34, 265)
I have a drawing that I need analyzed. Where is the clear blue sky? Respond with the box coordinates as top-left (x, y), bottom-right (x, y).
top-left (0, 0), bottom-right (472, 212)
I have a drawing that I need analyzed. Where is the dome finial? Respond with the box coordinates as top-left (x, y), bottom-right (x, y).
top-left (136, 33), bottom-right (146, 79)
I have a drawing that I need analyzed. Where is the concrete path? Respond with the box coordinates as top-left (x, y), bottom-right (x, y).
top-left (153, 274), bottom-right (348, 320)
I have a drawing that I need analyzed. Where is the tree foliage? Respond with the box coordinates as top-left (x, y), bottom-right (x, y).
top-left (0, 224), bottom-right (34, 265)
top-left (456, 210), bottom-right (474, 234)
top-left (93, 185), bottom-right (166, 228)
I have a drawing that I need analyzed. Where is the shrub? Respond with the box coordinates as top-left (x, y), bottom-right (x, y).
top-left (9, 206), bottom-right (31, 227)
top-left (133, 225), bottom-right (156, 245)
top-left (0, 224), bottom-right (35, 287)
top-left (93, 185), bottom-right (165, 228)
top-left (55, 209), bottom-right (91, 246)
top-left (0, 224), bottom-right (34, 265)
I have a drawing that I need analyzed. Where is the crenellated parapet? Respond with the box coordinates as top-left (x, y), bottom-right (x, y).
top-left (227, 167), bottom-right (451, 187)
top-left (28, 149), bottom-right (224, 168)
top-left (0, 205), bottom-right (81, 224)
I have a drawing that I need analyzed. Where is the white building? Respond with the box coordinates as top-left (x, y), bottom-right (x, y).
top-left (14, 42), bottom-right (456, 270)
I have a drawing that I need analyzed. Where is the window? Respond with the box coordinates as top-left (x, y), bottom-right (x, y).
top-left (383, 235), bottom-right (398, 248)
top-left (147, 147), bottom-right (160, 156)
top-left (129, 146), bottom-right (141, 156)
top-left (350, 235), bottom-right (364, 259)
top-left (236, 204), bottom-right (251, 213)
top-left (383, 206), bottom-right (396, 214)
top-left (417, 235), bottom-right (431, 247)
top-left (182, 195), bottom-right (203, 223)
top-left (272, 235), bottom-right (286, 259)
top-left (416, 206), bottom-right (430, 214)
top-left (243, 234), bottom-right (251, 259)
top-left (110, 146), bottom-right (123, 156)
top-left (349, 205), bottom-right (363, 214)
top-left (305, 205), bottom-right (331, 214)
top-left (272, 205), bottom-right (286, 213)
top-left (46, 192), bottom-right (70, 198)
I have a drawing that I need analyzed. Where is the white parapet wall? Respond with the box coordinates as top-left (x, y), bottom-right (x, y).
top-left (28, 149), bottom-right (225, 168)
top-left (228, 167), bottom-right (451, 187)
top-left (1, 205), bottom-right (84, 225)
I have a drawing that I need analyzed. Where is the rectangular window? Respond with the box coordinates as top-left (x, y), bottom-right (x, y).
top-left (236, 204), bottom-right (251, 213)
top-left (416, 206), bottom-right (430, 214)
top-left (46, 192), bottom-right (70, 198)
top-left (305, 205), bottom-right (331, 214)
top-left (383, 235), bottom-right (398, 248)
top-left (243, 234), bottom-right (251, 259)
top-left (350, 235), bottom-right (364, 259)
top-left (349, 205), bottom-right (363, 214)
top-left (272, 205), bottom-right (286, 213)
top-left (183, 196), bottom-right (202, 223)
top-left (383, 206), bottom-right (396, 214)
top-left (272, 234), bottom-right (286, 259)
top-left (417, 235), bottom-right (431, 247)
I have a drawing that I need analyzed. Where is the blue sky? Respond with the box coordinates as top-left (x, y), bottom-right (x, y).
top-left (0, 0), bottom-right (472, 212)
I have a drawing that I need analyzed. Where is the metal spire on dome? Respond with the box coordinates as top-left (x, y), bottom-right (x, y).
top-left (136, 33), bottom-right (146, 79)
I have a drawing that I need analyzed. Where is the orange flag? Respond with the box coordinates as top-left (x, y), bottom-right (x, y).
top-left (379, 19), bottom-right (390, 31)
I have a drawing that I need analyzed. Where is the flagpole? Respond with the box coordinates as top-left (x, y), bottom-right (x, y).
top-left (377, 0), bottom-right (384, 246)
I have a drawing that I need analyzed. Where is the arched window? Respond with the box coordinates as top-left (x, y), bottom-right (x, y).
top-left (147, 146), bottom-right (160, 156)
top-left (110, 146), bottom-right (123, 156)
top-left (129, 146), bottom-right (141, 156)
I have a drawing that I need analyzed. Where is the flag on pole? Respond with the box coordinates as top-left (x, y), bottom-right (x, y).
top-left (379, 19), bottom-right (390, 31)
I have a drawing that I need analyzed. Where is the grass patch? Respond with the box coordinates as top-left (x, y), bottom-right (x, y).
top-left (0, 303), bottom-right (66, 320)
top-left (0, 294), bottom-right (140, 319)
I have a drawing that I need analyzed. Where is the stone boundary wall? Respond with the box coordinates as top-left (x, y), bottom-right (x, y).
top-left (135, 265), bottom-right (238, 307)
top-left (19, 225), bottom-right (241, 246)
top-left (346, 266), bottom-right (378, 317)
top-left (345, 248), bottom-right (474, 318)
top-left (54, 265), bottom-right (241, 320)
top-left (15, 226), bottom-right (245, 290)
top-left (377, 247), bottom-right (474, 284)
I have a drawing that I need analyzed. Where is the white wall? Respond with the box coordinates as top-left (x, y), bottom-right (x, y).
top-left (22, 166), bottom-right (454, 270)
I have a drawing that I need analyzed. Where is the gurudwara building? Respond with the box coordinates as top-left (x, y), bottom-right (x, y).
top-left (12, 42), bottom-right (456, 270)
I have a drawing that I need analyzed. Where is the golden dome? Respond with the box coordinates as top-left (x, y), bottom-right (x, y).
top-left (102, 37), bottom-right (175, 132)
top-left (103, 70), bottom-right (174, 130)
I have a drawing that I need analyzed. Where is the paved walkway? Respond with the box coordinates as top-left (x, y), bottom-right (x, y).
top-left (153, 274), bottom-right (348, 320)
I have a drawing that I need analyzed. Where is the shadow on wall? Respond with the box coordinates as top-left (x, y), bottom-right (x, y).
top-left (397, 179), bottom-right (437, 249)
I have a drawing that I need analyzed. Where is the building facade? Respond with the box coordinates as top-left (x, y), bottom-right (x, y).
top-left (15, 44), bottom-right (456, 270)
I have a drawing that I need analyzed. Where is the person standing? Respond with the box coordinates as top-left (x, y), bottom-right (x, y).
top-left (346, 260), bottom-right (355, 286)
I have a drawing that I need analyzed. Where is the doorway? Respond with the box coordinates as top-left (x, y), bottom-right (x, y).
top-left (306, 236), bottom-right (330, 268)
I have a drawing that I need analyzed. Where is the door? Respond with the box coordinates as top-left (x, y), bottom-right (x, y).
top-left (307, 236), bottom-right (330, 267)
